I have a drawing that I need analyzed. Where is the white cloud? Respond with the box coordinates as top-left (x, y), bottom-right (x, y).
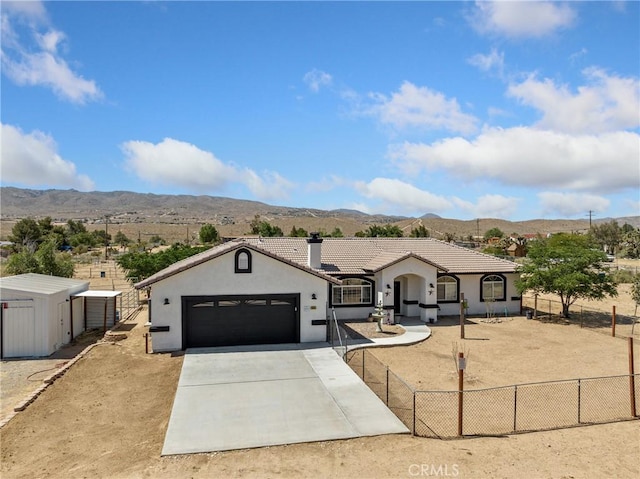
top-left (452, 194), bottom-right (520, 219)
top-left (1, 1), bottom-right (48, 23)
top-left (470, 1), bottom-right (576, 38)
top-left (0, 123), bottom-right (94, 190)
top-left (507, 68), bottom-right (640, 134)
top-left (1, 2), bottom-right (102, 104)
top-left (355, 178), bottom-right (453, 215)
top-left (468, 48), bottom-right (504, 76)
top-left (390, 127), bottom-right (639, 193)
top-left (368, 81), bottom-right (478, 135)
top-left (538, 192), bottom-right (610, 217)
top-left (303, 69), bottom-right (333, 93)
top-left (121, 138), bottom-right (293, 201)
top-left (242, 169), bottom-right (293, 201)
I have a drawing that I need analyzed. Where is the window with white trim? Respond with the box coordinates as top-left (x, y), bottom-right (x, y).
top-left (437, 275), bottom-right (458, 302)
top-left (481, 274), bottom-right (505, 301)
top-left (331, 278), bottom-right (373, 306)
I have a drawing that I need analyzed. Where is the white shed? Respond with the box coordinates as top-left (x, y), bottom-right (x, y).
top-left (0, 273), bottom-right (90, 358)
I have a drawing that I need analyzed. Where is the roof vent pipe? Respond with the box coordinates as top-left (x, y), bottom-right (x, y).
top-left (307, 232), bottom-right (323, 269)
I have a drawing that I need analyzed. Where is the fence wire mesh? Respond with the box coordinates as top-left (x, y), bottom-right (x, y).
top-left (522, 295), bottom-right (639, 339)
top-left (346, 349), bottom-right (639, 439)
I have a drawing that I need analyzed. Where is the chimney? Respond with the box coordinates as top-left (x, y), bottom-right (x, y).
top-left (307, 232), bottom-right (323, 269)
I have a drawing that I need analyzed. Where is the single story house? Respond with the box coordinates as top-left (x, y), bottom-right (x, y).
top-left (135, 235), bottom-right (520, 352)
top-left (0, 273), bottom-right (122, 358)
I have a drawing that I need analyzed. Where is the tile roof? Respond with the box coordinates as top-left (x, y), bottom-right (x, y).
top-left (134, 241), bottom-right (341, 289)
top-left (242, 237), bottom-right (518, 275)
top-left (134, 237), bottom-right (518, 289)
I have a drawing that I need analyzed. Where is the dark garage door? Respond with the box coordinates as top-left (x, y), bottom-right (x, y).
top-left (182, 294), bottom-right (299, 348)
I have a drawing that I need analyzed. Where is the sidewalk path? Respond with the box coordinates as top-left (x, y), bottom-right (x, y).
top-left (344, 317), bottom-right (431, 352)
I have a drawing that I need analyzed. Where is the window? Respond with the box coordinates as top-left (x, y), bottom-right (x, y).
top-left (437, 275), bottom-right (458, 302)
top-left (481, 274), bottom-right (505, 301)
top-left (331, 278), bottom-right (373, 306)
top-left (235, 249), bottom-right (252, 273)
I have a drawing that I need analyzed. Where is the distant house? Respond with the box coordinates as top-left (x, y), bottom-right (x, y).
top-left (507, 243), bottom-right (527, 258)
top-left (136, 236), bottom-right (520, 352)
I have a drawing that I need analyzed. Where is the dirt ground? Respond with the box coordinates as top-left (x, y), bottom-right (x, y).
top-left (1, 287), bottom-right (639, 478)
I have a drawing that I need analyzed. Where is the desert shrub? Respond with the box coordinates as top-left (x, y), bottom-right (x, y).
top-left (610, 269), bottom-right (638, 284)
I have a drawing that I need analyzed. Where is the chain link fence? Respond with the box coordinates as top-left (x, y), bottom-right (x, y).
top-left (346, 348), bottom-right (640, 438)
top-left (522, 295), bottom-right (639, 339)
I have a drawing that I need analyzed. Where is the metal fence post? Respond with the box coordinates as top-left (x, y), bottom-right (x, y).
top-left (513, 385), bottom-right (518, 433)
top-left (629, 337), bottom-right (637, 418)
top-left (577, 379), bottom-right (581, 424)
top-left (412, 392), bottom-right (416, 435)
top-left (386, 367), bottom-right (389, 405)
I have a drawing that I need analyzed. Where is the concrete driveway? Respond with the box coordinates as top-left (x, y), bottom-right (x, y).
top-left (162, 343), bottom-right (409, 455)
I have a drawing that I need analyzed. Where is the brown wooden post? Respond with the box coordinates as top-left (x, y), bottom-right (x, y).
top-left (460, 293), bottom-right (465, 339)
top-left (629, 337), bottom-right (636, 417)
top-left (612, 305), bottom-right (616, 337)
top-left (458, 352), bottom-right (464, 436)
top-left (534, 294), bottom-right (538, 319)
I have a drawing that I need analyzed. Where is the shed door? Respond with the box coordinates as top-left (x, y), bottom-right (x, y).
top-left (1, 301), bottom-right (36, 358)
top-left (182, 294), bottom-right (299, 348)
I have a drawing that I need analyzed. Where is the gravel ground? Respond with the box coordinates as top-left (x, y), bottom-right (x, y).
top-left (0, 329), bottom-right (103, 424)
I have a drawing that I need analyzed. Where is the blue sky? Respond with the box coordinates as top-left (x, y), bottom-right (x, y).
top-left (1, 1), bottom-right (639, 221)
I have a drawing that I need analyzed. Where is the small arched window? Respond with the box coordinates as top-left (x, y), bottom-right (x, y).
top-left (235, 249), bottom-right (252, 273)
top-left (437, 275), bottom-right (459, 302)
top-left (481, 274), bottom-right (505, 302)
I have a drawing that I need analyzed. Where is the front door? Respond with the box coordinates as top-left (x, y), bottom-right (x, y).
top-left (394, 281), bottom-right (401, 314)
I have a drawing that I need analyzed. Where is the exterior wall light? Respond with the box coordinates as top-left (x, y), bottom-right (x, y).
top-left (163, 298), bottom-right (170, 305)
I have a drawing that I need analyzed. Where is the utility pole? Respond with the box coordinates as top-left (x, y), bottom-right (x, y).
top-left (587, 210), bottom-right (595, 230)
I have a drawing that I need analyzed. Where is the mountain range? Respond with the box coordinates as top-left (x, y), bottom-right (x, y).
top-left (1, 187), bottom-right (638, 241)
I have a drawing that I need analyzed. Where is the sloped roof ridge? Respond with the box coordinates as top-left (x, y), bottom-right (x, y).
top-left (135, 238), bottom-right (340, 289)
top-left (429, 237), bottom-right (517, 265)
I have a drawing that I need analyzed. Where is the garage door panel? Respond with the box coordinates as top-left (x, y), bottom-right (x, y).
top-left (183, 295), bottom-right (299, 348)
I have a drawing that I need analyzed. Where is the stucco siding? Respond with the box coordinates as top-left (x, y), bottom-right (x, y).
top-left (148, 249), bottom-right (329, 351)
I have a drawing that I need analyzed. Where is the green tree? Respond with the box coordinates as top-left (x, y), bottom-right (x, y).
top-left (199, 224), bottom-right (220, 244)
top-left (69, 231), bottom-right (97, 248)
top-left (5, 239), bottom-right (74, 277)
top-left (91, 229), bottom-right (111, 245)
top-left (329, 227), bottom-right (344, 238)
top-left (9, 217), bottom-right (42, 249)
top-left (622, 223), bottom-right (635, 234)
top-left (590, 220), bottom-right (621, 255)
top-left (37, 217), bottom-right (54, 236)
top-left (356, 224), bottom-right (403, 237)
top-left (516, 233), bottom-right (617, 318)
top-left (410, 225), bottom-right (430, 238)
top-left (621, 228), bottom-right (640, 259)
top-left (149, 235), bottom-right (166, 246)
top-left (66, 219), bottom-right (88, 236)
top-left (35, 239), bottom-right (74, 277)
top-left (114, 231), bottom-right (131, 248)
top-left (631, 275), bottom-right (640, 317)
top-left (484, 227), bottom-right (504, 240)
top-left (249, 215), bottom-right (283, 237)
top-left (5, 250), bottom-right (41, 275)
top-left (289, 226), bottom-right (309, 237)
top-left (117, 244), bottom-right (209, 282)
